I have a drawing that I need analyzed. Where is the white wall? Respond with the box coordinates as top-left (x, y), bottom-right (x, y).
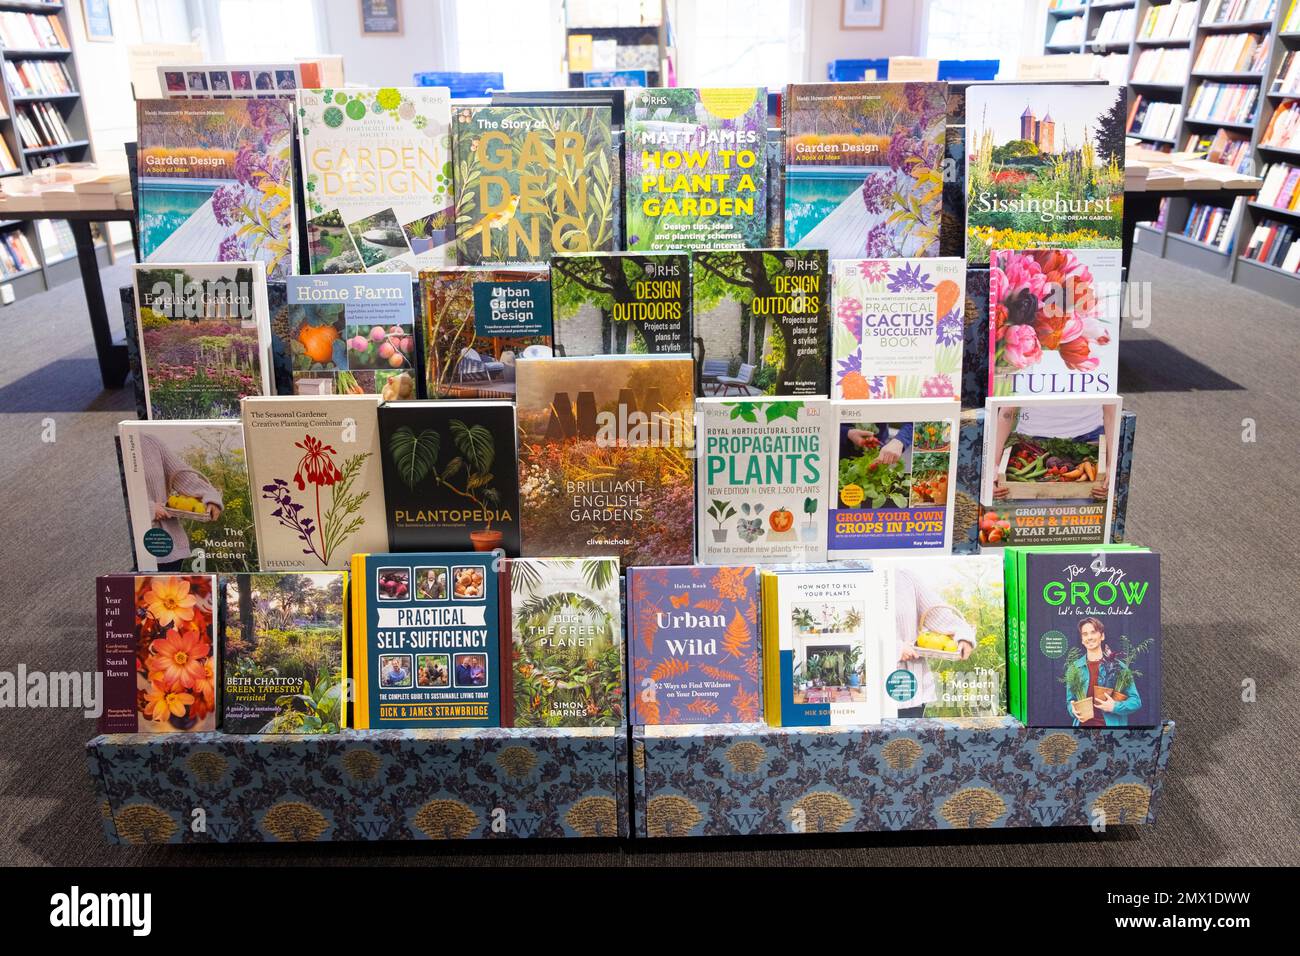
top-left (804, 0), bottom-right (923, 81)
top-left (318, 0), bottom-right (450, 86)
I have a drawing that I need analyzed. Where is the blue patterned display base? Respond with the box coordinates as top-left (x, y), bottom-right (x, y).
top-left (632, 717), bottom-right (1175, 837)
top-left (88, 726), bottom-right (629, 844)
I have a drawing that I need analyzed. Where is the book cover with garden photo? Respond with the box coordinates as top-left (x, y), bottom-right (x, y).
top-left (550, 252), bottom-right (692, 355)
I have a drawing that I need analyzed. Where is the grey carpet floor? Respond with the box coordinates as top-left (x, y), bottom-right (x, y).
top-left (0, 251), bottom-right (1296, 866)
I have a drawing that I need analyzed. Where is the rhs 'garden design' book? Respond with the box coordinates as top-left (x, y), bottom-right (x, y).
top-left (350, 551), bottom-right (501, 729)
top-left (286, 273), bottom-right (419, 401)
top-left (421, 267), bottom-right (554, 399)
top-left (377, 401), bottom-right (521, 554)
top-left (627, 565), bottom-right (760, 725)
top-left (297, 86), bottom-right (455, 274)
top-left (989, 247), bottom-right (1122, 396)
top-left (828, 398), bottom-right (960, 558)
top-left (119, 420), bottom-right (258, 573)
top-left (452, 105), bottom-right (615, 264)
top-left (502, 557), bottom-right (623, 727)
top-left (97, 574), bottom-right (218, 733)
top-left (697, 397), bottom-right (832, 565)
top-left (219, 572), bottom-right (347, 734)
top-left (137, 97), bottom-right (296, 280)
top-left (692, 249), bottom-right (830, 397)
top-left (550, 252), bottom-right (692, 355)
top-left (132, 262), bottom-right (272, 420)
top-left (625, 87), bottom-right (768, 251)
top-left (784, 81), bottom-right (947, 258)
top-left (965, 83), bottom-right (1125, 265)
top-left (830, 257), bottom-right (965, 400)
top-left (516, 354), bottom-right (695, 567)
top-left (241, 394), bottom-right (389, 571)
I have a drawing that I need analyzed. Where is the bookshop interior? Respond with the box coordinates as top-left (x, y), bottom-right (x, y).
top-left (0, 0), bottom-right (1295, 875)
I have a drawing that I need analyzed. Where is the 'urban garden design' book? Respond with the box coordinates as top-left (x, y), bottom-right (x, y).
top-left (550, 252), bottom-right (692, 355)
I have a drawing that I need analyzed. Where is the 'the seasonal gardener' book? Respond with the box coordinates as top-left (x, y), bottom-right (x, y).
top-left (242, 395), bottom-right (389, 571)
top-left (697, 397), bottom-right (832, 565)
top-left (502, 557), bottom-right (624, 727)
top-left (550, 252), bottom-right (692, 355)
top-left (298, 86), bottom-right (455, 274)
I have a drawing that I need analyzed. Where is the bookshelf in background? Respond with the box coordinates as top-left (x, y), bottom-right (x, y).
top-left (562, 0), bottom-right (674, 88)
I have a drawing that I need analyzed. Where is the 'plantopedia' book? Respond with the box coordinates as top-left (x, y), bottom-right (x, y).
top-left (550, 251), bottom-right (692, 355)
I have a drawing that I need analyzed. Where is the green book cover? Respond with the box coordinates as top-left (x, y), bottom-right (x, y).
top-left (550, 252), bottom-right (692, 355)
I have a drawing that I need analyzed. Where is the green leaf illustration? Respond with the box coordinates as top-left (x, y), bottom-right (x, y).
top-left (388, 426), bottom-right (439, 490)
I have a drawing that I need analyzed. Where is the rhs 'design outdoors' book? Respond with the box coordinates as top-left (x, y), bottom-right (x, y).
top-left (625, 87), bottom-right (768, 252)
top-left (550, 252), bottom-right (692, 355)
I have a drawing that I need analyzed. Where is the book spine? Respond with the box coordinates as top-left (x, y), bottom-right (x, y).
top-left (350, 554), bottom-right (368, 729)
top-left (499, 561), bottom-right (515, 727)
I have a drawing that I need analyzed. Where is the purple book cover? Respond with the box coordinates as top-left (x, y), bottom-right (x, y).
top-left (627, 565), bottom-right (759, 725)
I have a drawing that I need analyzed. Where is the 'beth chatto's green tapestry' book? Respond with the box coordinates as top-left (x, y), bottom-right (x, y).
top-left (550, 252), bottom-right (692, 355)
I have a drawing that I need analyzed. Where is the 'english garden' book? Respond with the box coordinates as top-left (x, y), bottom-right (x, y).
top-left (692, 249), bottom-right (829, 397)
top-left (132, 262), bottom-right (272, 419)
top-left (550, 252), bottom-right (692, 355)
top-left (421, 267), bottom-right (554, 399)
top-left (286, 273), bottom-right (419, 400)
top-left (137, 97), bottom-right (296, 279)
top-left (119, 420), bottom-right (258, 573)
top-left (350, 551), bottom-right (502, 729)
top-left (784, 81), bottom-right (947, 258)
top-left (516, 354), bottom-right (695, 567)
top-left (831, 257), bottom-right (965, 400)
top-left (452, 105), bottom-right (616, 264)
top-left (298, 86), bottom-right (455, 274)
top-left (502, 557), bottom-right (623, 727)
top-left (377, 401), bottom-right (521, 554)
top-left (697, 397), bottom-right (832, 565)
top-left (625, 87), bottom-right (768, 251)
top-left (241, 395), bottom-right (389, 571)
top-left (219, 572), bottom-right (346, 733)
top-left (97, 574), bottom-right (218, 733)
top-left (627, 565), bottom-right (760, 725)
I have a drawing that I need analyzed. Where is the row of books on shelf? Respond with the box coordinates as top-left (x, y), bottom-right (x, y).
top-left (1094, 7), bottom-right (1138, 46)
top-left (1192, 30), bottom-right (1270, 74)
top-left (1274, 51), bottom-right (1300, 96)
top-left (1201, 0), bottom-right (1277, 25)
top-left (1186, 80), bottom-right (1258, 123)
top-left (1242, 216), bottom-right (1300, 268)
top-left (1185, 128), bottom-right (1253, 171)
top-left (1181, 197), bottom-right (1244, 250)
top-left (0, 9), bottom-right (67, 51)
top-left (565, 0), bottom-right (663, 28)
top-left (3, 57), bottom-right (74, 97)
top-left (1138, 0), bottom-right (1198, 42)
top-left (0, 227), bottom-right (36, 276)
top-left (1047, 15), bottom-right (1086, 48)
top-left (1261, 99), bottom-right (1300, 147)
top-left (1255, 160), bottom-right (1300, 208)
top-left (14, 100), bottom-right (75, 149)
top-left (1285, 0), bottom-right (1300, 31)
top-left (0, 135), bottom-right (15, 173)
top-left (96, 544), bottom-right (1162, 735)
top-left (1128, 96), bottom-right (1181, 139)
top-left (1132, 47), bottom-right (1188, 84)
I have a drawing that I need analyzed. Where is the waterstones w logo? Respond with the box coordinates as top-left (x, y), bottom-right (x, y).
top-left (50, 886), bottom-right (151, 936)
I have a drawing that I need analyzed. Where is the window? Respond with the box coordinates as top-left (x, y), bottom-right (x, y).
top-left (677, 0), bottom-right (806, 88)
top-left (922, 0), bottom-right (1041, 72)
top-left (450, 0), bottom-right (567, 90)
top-left (204, 0), bottom-right (324, 62)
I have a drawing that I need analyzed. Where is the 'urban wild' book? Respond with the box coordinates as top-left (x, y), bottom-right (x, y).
top-left (550, 251), bottom-right (692, 355)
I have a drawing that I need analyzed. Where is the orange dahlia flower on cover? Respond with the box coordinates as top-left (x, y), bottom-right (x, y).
top-left (140, 576), bottom-right (199, 629)
top-left (144, 687), bottom-right (195, 722)
top-left (147, 628), bottom-right (211, 691)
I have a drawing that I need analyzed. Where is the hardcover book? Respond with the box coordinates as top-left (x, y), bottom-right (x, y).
top-left (627, 565), bottom-right (760, 725)
top-left (830, 257), bottom-right (965, 400)
top-left (286, 273), bottom-right (419, 400)
top-left (692, 249), bottom-right (829, 397)
top-left (97, 574), bottom-right (218, 733)
top-left (828, 399), bottom-right (960, 558)
top-left (965, 83), bottom-right (1125, 265)
top-left (625, 87), bottom-right (768, 251)
top-left (989, 248), bottom-right (1121, 396)
top-left (350, 551), bottom-right (501, 729)
top-left (502, 557), bottom-right (623, 727)
top-left (219, 572), bottom-right (347, 734)
top-left (132, 262), bottom-right (272, 419)
top-left (516, 354), bottom-right (695, 567)
top-left (241, 395), bottom-right (389, 571)
top-left (784, 81), bottom-right (947, 258)
top-left (697, 397), bottom-right (832, 565)
top-left (119, 420), bottom-right (258, 573)
top-left (550, 252), bottom-right (692, 355)
top-left (377, 401), bottom-right (521, 554)
top-left (298, 86), bottom-right (456, 274)
top-left (137, 97), bottom-right (296, 280)
top-left (452, 105), bottom-right (616, 264)
top-left (421, 267), bottom-right (554, 399)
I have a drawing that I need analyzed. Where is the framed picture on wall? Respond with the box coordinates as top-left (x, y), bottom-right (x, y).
top-left (842, 0), bottom-right (884, 30)
top-left (360, 0), bottom-right (403, 36)
top-left (82, 0), bottom-right (114, 41)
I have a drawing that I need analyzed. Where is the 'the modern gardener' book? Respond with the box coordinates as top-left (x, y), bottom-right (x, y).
top-left (550, 251), bottom-right (692, 355)
top-left (298, 86), bottom-right (455, 274)
top-left (377, 400), bottom-right (521, 554)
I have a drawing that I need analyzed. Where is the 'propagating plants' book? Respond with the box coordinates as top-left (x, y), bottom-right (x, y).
top-left (550, 251), bottom-right (692, 355)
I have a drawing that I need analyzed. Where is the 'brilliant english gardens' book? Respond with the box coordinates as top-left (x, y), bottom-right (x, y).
top-left (784, 81), bottom-right (947, 258)
top-left (697, 397), bottom-right (831, 565)
top-left (137, 97), bottom-right (296, 280)
top-left (625, 87), bottom-right (768, 252)
top-left (692, 249), bottom-right (829, 397)
top-left (132, 262), bottom-right (272, 420)
top-left (627, 565), bottom-right (760, 725)
top-left (516, 354), bottom-right (695, 567)
top-left (119, 420), bottom-right (258, 573)
top-left (350, 551), bottom-right (501, 729)
top-left (377, 401), bottom-right (521, 554)
top-left (452, 105), bottom-right (616, 264)
top-left (241, 395), bottom-right (389, 571)
top-left (298, 86), bottom-right (455, 274)
top-left (502, 557), bottom-right (623, 727)
top-left (550, 252), bottom-right (692, 355)
top-left (831, 257), bottom-right (965, 400)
